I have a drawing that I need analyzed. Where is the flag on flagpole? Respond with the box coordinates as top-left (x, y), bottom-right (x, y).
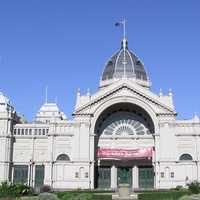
top-left (115, 20), bottom-right (126, 38)
top-left (115, 21), bottom-right (124, 27)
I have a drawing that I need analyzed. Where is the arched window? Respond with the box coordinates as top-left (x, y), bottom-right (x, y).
top-left (56, 154), bottom-right (70, 161)
top-left (179, 154), bottom-right (193, 161)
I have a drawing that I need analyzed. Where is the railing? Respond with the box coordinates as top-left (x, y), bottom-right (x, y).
top-left (13, 128), bottom-right (49, 136)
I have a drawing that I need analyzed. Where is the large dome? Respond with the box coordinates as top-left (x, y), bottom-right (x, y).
top-left (100, 38), bottom-right (150, 87)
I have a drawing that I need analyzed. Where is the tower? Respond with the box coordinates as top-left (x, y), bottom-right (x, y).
top-left (0, 92), bottom-right (19, 182)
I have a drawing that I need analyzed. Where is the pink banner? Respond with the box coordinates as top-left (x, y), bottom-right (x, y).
top-left (97, 147), bottom-right (153, 160)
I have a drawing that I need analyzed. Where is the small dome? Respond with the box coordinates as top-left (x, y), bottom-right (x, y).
top-left (101, 38), bottom-right (149, 87)
top-left (0, 91), bottom-right (14, 113)
top-left (0, 91), bottom-right (11, 105)
top-left (35, 103), bottom-right (67, 123)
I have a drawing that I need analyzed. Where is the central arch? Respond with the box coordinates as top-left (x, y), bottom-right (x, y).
top-left (92, 101), bottom-right (157, 189)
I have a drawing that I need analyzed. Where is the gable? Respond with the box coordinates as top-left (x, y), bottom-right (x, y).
top-left (73, 80), bottom-right (176, 116)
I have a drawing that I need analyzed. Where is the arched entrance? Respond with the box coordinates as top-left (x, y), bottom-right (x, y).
top-left (94, 102), bottom-right (155, 189)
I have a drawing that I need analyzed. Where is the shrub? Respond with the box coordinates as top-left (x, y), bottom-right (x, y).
top-left (175, 185), bottom-right (184, 191)
top-left (0, 182), bottom-right (11, 197)
top-left (39, 185), bottom-right (51, 193)
top-left (38, 192), bottom-right (58, 200)
top-left (14, 183), bottom-right (33, 196)
top-left (187, 181), bottom-right (200, 194)
top-left (0, 182), bottom-right (33, 198)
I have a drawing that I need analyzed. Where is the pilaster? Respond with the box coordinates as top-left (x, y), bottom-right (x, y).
top-left (111, 165), bottom-right (117, 189)
top-left (132, 165), bottom-right (138, 189)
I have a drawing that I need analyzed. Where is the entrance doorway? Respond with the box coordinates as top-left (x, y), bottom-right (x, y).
top-left (35, 165), bottom-right (44, 188)
top-left (97, 167), bottom-right (111, 188)
top-left (117, 167), bottom-right (132, 186)
top-left (139, 166), bottom-right (154, 188)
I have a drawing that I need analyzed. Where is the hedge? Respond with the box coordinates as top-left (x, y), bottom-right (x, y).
top-left (138, 191), bottom-right (190, 200)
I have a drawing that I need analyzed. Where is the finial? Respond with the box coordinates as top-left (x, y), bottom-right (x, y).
top-left (45, 86), bottom-right (48, 104)
top-left (193, 112), bottom-right (200, 123)
top-left (87, 88), bottom-right (90, 96)
top-left (159, 88), bottom-right (163, 96)
top-left (168, 88), bottom-right (173, 96)
top-left (77, 88), bottom-right (81, 96)
top-left (122, 38), bottom-right (128, 50)
top-left (55, 96), bottom-right (58, 104)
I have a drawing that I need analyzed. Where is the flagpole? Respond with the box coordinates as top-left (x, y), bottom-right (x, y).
top-left (123, 19), bottom-right (126, 78)
top-left (45, 86), bottom-right (48, 104)
top-left (123, 19), bottom-right (126, 39)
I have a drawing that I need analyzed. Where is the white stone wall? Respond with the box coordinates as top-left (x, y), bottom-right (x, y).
top-left (157, 120), bottom-right (200, 189)
top-left (13, 137), bottom-right (48, 163)
top-left (10, 121), bottom-right (93, 189)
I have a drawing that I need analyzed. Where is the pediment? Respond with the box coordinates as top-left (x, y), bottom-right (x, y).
top-left (73, 80), bottom-right (176, 116)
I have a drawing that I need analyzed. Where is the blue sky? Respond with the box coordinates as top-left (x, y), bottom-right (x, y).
top-left (0, 0), bottom-right (200, 121)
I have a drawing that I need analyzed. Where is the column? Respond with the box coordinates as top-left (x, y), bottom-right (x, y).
top-left (11, 165), bottom-right (14, 183)
top-left (132, 165), bottom-right (138, 189)
top-left (27, 164), bottom-right (31, 186)
top-left (89, 162), bottom-right (95, 189)
top-left (32, 164), bottom-right (36, 188)
top-left (111, 165), bottom-right (117, 189)
top-left (44, 163), bottom-right (52, 186)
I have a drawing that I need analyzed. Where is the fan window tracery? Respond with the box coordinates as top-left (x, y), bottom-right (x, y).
top-left (56, 154), bottom-right (70, 161)
top-left (100, 112), bottom-right (151, 136)
top-left (179, 154), bottom-right (193, 161)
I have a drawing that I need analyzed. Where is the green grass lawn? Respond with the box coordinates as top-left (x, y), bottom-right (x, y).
top-left (137, 190), bottom-right (191, 200)
top-left (0, 193), bottom-right (112, 200)
top-left (0, 189), bottom-right (195, 200)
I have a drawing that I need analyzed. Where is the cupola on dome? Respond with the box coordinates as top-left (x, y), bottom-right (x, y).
top-left (100, 38), bottom-right (150, 88)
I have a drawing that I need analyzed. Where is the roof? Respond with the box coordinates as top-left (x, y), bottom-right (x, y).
top-left (39, 103), bottom-right (60, 112)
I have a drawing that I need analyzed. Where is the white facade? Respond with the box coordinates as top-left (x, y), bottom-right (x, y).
top-left (0, 37), bottom-right (200, 190)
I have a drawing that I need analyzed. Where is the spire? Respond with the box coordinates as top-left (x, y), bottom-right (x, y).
top-left (45, 86), bottom-right (48, 104)
top-left (87, 88), bottom-right (90, 96)
top-left (168, 88), bottom-right (173, 97)
top-left (193, 113), bottom-right (200, 123)
top-left (159, 88), bottom-right (163, 96)
top-left (76, 88), bottom-right (81, 101)
top-left (55, 96), bottom-right (58, 104)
